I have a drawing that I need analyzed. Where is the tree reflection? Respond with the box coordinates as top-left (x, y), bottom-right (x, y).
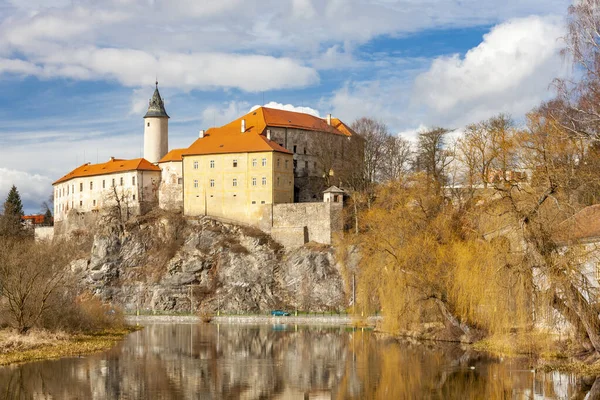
top-left (0, 324), bottom-right (594, 399)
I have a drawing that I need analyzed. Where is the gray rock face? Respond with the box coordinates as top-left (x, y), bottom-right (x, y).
top-left (75, 211), bottom-right (348, 314)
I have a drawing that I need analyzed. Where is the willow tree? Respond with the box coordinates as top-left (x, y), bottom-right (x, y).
top-left (480, 106), bottom-right (600, 355)
top-left (354, 176), bottom-right (530, 341)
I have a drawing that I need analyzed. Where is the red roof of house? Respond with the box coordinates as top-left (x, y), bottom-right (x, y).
top-left (183, 107), bottom-right (352, 156)
top-left (159, 148), bottom-right (186, 163)
top-left (54, 157), bottom-right (160, 185)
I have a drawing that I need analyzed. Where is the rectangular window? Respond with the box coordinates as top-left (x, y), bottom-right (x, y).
top-left (133, 194), bottom-right (136, 200)
top-left (277, 177), bottom-right (280, 186)
top-left (67, 186), bottom-right (69, 195)
top-left (102, 180), bottom-right (105, 189)
top-left (304, 147), bottom-right (307, 155)
top-left (80, 183), bottom-right (83, 192)
top-left (305, 161), bottom-right (308, 170)
top-left (293, 145), bottom-right (297, 153)
top-left (72, 184), bottom-right (74, 193)
top-left (193, 161), bottom-right (199, 169)
top-left (262, 158), bottom-right (267, 167)
top-left (285, 160), bottom-right (288, 169)
top-left (132, 176), bottom-right (136, 186)
top-left (252, 177), bottom-right (257, 186)
top-left (261, 201), bottom-right (265, 204)
top-left (193, 179), bottom-right (198, 188)
top-left (93, 200), bottom-right (96, 206)
top-left (90, 182), bottom-right (93, 190)
top-left (252, 201), bottom-right (256, 204)
top-left (252, 159), bottom-right (257, 167)
top-left (277, 158), bottom-right (280, 167)
top-left (120, 177), bottom-right (124, 186)
top-left (79, 201), bottom-right (82, 207)
top-left (210, 160), bottom-right (215, 168)
top-left (112, 179), bottom-right (115, 187)
top-left (233, 159), bottom-right (238, 168)
top-left (233, 178), bottom-right (237, 187)
top-left (262, 177), bottom-right (267, 186)
top-left (210, 179), bottom-right (215, 188)
top-left (177, 178), bottom-right (182, 184)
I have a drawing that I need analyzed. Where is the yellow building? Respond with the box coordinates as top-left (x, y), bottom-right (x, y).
top-left (182, 116), bottom-right (294, 225)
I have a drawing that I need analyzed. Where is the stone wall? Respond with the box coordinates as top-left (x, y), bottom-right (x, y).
top-left (34, 226), bottom-right (54, 241)
top-left (158, 161), bottom-right (183, 211)
top-left (257, 201), bottom-right (343, 247)
top-left (267, 126), bottom-right (362, 202)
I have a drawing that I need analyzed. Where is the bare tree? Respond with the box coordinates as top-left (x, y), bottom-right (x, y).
top-left (414, 127), bottom-right (454, 192)
top-left (380, 135), bottom-right (412, 182)
top-left (0, 239), bottom-right (74, 334)
top-left (351, 117), bottom-right (390, 183)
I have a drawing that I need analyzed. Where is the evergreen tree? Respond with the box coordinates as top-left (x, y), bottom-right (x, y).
top-left (43, 208), bottom-right (53, 226)
top-left (0, 185), bottom-right (27, 238)
top-left (4, 185), bottom-right (24, 217)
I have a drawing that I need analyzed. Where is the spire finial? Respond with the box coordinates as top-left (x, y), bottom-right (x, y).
top-left (155, 79), bottom-right (158, 88)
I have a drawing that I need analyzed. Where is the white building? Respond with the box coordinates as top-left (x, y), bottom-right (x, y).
top-left (53, 83), bottom-right (169, 223)
top-left (53, 157), bottom-right (161, 222)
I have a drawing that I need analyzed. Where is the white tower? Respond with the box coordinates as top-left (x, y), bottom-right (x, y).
top-left (143, 81), bottom-right (169, 163)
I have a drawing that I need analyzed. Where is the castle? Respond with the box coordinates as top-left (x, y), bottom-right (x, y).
top-left (53, 84), bottom-right (361, 246)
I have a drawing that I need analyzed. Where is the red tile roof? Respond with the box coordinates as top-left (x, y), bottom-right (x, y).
top-left (183, 107), bottom-right (352, 156)
top-left (53, 158), bottom-right (160, 185)
top-left (159, 148), bottom-right (186, 163)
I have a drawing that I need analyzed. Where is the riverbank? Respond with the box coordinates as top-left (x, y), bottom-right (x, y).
top-left (126, 314), bottom-right (381, 326)
top-left (0, 327), bottom-right (138, 366)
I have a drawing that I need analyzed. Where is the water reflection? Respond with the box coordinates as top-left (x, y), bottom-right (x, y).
top-left (0, 323), bottom-right (594, 399)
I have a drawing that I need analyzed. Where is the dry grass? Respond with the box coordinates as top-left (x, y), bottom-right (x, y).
top-left (473, 332), bottom-right (567, 358)
top-left (0, 327), bottom-right (139, 366)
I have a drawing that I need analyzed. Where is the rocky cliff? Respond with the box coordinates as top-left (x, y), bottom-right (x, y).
top-left (71, 210), bottom-right (348, 313)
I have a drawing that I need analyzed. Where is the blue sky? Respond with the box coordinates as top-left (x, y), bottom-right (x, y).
top-left (0, 0), bottom-right (570, 213)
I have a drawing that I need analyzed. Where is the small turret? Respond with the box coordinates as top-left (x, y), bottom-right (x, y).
top-left (143, 81), bottom-right (169, 163)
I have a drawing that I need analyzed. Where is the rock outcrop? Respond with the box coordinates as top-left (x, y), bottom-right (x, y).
top-left (73, 210), bottom-right (347, 313)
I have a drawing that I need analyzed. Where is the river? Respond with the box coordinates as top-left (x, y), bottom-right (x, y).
top-left (0, 323), bottom-right (594, 399)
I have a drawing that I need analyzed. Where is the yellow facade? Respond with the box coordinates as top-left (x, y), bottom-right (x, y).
top-left (183, 151), bottom-right (294, 224)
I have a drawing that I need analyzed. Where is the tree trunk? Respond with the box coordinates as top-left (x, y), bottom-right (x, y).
top-left (433, 297), bottom-right (474, 341)
top-left (551, 292), bottom-right (595, 352)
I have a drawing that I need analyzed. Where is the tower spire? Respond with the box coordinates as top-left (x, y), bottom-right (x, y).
top-left (144, 81), bottom-right (169, 119)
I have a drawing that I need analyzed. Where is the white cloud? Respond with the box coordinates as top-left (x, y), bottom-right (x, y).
top-left (201, 101), bottom-right (251, 129)
top-left (413, 15), bottom-right (567, 126)
top-left (250, 102), bottom-right (321, 117)
top-left (0, 168), bottom-right (53, 213)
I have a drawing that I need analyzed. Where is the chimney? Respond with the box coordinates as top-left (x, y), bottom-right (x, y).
top-left (199, 129), bottom-right (205, 138)
top-left (241, 119), bottom-right (246, 133)
top-left (327, 114), bottom-right (332, 126)
top-left (110, 156), bottom-right (115, 161)
top-left (266, 129), bottom-right (271, 140)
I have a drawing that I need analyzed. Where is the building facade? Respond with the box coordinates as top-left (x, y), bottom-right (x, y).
top-left (53, 158), bottom-right (161, 222)
top-left (53, 85), bottom-right (355, 245)
top-left (182, 118), bottom-right (294, 226)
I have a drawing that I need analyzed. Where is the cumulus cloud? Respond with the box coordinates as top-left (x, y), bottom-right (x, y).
top-left (250, 102), bottom-right (321, 117)
top-left (201, 101), bottom-right (251, 129)
top-left (413, 15), bottom-right (567, 126)
top-left (0, 168), bottom-right (53, 214)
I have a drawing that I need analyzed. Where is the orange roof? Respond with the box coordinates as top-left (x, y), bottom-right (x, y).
top-left (260, 107), bottom-right (350, 136)
top-left (22, 215), bottom-right (45, 224)
top-left (331, 118), bottom-right (356, 137)
top-left (183, 107), bottom-right (352, 156)
top-left (159, 148), bottom-right (185, 163)
top-left (53, 157), bottom-right (160, 185)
